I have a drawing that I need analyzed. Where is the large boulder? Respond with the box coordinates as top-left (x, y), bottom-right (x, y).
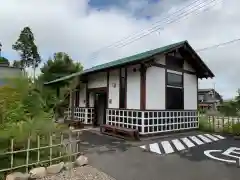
top-left (75, 155), bottom-right (88, 166)
top-left (29, 167), bottom-right (47, 179)
top-left (6, 172), bottom-right (29, 180)
top-left (46, 162), bottom-right (64, 174)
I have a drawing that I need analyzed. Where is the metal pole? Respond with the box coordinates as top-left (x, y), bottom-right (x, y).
top-left (213, 82), bottom-right (216, 111)
top-left (0, 42), bottom-right (2, 58)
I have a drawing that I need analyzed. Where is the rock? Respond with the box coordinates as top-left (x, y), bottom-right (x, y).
top-left (75, 155), bottom-right (88, 166)
top-left (6, 172), bottom-right (29, 180)
top-left (46, 162), bottom-right (64, 174)
top-left (29, 167), bottom-right (47, 179)
top-left (64, 161), bottom-right (74, 170)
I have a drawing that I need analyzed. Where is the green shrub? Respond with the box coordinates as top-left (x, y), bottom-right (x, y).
top-left (232, 123), bottom-right (240, 136)
top-left (0, 77), bottom-right (69, 177)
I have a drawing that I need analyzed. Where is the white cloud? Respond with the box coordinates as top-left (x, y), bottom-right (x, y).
top-left (0, 0), bottom-right (239, 99)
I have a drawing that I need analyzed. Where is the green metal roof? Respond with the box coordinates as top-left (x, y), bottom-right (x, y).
top-left (44, 40), bottom-right (187, 85)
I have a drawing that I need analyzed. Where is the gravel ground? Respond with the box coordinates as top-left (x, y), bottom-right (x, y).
top-left (39, 165), bottom-right (116, 180)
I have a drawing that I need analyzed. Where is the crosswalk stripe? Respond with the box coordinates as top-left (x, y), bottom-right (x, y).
top-left (213, 134), bottom-right (225, 139)
top-left (189, 136), bottom-right (204, 145)
top-left (172, 139), bottom-right (185, 151)
top-left (204, 134), bottom-right (219, 141)
top-left (197, 134), bottom-right (212, 143)
top-left (140, 145), bottom-right (146, 149)
top-left (161, 141), bottom-right (174, 154)
top-left (149, 143), bottom-right (161, 154)
top-left (181, 137), bottom-right (195, 148)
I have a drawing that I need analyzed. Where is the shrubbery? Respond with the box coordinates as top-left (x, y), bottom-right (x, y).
top-left (0, 77), bottom-right (68, 176)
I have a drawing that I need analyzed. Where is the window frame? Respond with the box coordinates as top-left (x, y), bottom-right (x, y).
top-left (166, 70), bottom-right (184, 110)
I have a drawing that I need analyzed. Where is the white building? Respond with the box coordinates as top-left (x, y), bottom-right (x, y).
top-left (45, 41), bottom-right (214, 135)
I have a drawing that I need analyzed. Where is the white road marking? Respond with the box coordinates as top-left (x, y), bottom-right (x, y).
top-left (189, 136), bottom-right (204, 145)
top-left (161, 141), bottom-right (174, 154)
top-left (204, 150), bottom-right (236, 164)
top-left (149, 143), bottom-right (161, 154)
top-left (181, 137), bottom-right (195, 148)
top-left (139, 134), bottom-right (226, 156)
top-left (197, 134), bottom-right (212, 143)
top-left (204, 134), bottom-right (219, 141)
top-left (213, 134), bottom-right (225, 139)
top-left (172, 139), bottom-right (185, 151)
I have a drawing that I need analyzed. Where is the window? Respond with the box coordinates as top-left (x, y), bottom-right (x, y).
top-left (166, 87), bottom-right (183, 109)
top-left (166, 71), bottom-right (183, 110)
top-left (167, 72), bottom-right (182, 87)
top-left (119, 68), bottom-right (126, 108)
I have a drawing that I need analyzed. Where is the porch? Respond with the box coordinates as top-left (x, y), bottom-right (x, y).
top-left (65, 107), bottom-right (198, 135)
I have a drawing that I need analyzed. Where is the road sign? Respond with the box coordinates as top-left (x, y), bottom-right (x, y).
top-left (204, 147), bottom-right (240, 164)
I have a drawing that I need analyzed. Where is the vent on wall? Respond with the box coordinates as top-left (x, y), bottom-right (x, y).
top-left (133, 68), bottom-right (137, 72)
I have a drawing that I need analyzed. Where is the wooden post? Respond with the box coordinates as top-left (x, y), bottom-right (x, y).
top-left (49, 134), bottom-right (53, 165)
top-left (71, 90), bottom-right (75, 121)
top-left (26, 138), bottom-right (30, 173)
top-left (10, 139), bottom-right (14, 170)
top-left (37, 136), bottom-right (40, 163)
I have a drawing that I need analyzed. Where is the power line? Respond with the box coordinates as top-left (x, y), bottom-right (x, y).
top-left (89, 0), bottom-right (220, 59)
top-left (90, 0), bottom-right (203, 55)
top-left (196, 38), bottom-right (240, 52)
top-left (112, 0), bottom-right (220, 49)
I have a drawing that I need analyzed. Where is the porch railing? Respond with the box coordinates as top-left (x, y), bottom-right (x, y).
top-left (106, 109), bottom-right (198, 135)
top-left (64, 107), bottom-right (94, 124)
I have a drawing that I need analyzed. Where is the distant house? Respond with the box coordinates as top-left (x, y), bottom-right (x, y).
top-left (0, 62), bottom-right (23, 86)
top-left (198, 89), bottom-right (222, 111)
top-left (45, 40), bottom-right (214, 135)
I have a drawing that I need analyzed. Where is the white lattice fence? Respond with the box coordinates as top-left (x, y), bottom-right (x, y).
top-left (64, 107), bottom-right (94, 124)
top-left (106, 109), bottom-right (198, 135)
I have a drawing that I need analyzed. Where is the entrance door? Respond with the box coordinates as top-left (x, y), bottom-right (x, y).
top-left (94, 92), bottom-right (107, 126)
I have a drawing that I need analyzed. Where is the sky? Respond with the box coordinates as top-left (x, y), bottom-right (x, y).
top-left (0, 0), bottom-right (239, 99)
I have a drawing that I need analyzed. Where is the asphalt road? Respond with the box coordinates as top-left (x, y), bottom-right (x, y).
top-left (78, 130), bottom-right (240, 180)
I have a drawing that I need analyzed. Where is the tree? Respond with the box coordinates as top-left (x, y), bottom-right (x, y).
top-left (12, 60), bottom-right (22, 68)
top-left (12, 27), bottom-right (41, 69)
top-left (39, 52), bottom-right (83, 87)
top-left (0, 57), bottom-right (10, 66)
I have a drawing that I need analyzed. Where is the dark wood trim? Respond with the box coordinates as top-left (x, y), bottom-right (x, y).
top-left (165, 67), bottom-right (167, 110)
top-left (107, 71), bottom-right (110, 109)
top-left (88, 87), bottom-right (107, 92)
top-left (86, 82), bottom-right (89, 108)
top-left (197, 76), bottom-right (199, 110)
top-left (140, 64), bottom-right (146, 110)
top-left (119, 68), bottom-right (122, 108)
top-left (125, 67), bottom-right (127, 109)
top-left (106, 108), bottom-right (197, 112)
top-left (151, 62), bottom-right (196, 75)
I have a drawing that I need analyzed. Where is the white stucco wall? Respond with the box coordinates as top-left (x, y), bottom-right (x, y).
top-left (79, 84), bottom-right (86, 107)
top-left (127, 65), bottom-right (140, 109)
top-left (184, 73), bottom-right (197, 110)
top-left (88, 72), bottom-right (107, 89)
top-left (108, 69), bottom-right (120, 108)
top-left (184, 61), bottom-right (195, 72)
top-left (155, 54), bottom-right (166, 65)
top-left (146, 66), bottom-right (165, 109)
top-left (0, 67), bottom-right (22, 77)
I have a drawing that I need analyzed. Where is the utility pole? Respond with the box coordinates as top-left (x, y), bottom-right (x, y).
top-left (0, 42), bottom-right (2, 58)
top-left (213, 82), bottom-right (216, 111)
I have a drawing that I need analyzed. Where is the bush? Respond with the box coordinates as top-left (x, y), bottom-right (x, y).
top-left (232, 123), bottom-right (240, 136)
top-left (0, 77), bottom-right (69, 176)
